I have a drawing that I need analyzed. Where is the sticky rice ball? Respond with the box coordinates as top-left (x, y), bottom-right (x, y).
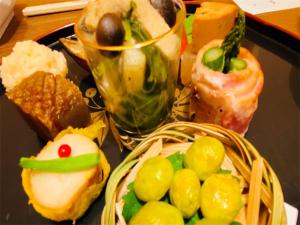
top-left (0, 40), bottom-right (68, 90)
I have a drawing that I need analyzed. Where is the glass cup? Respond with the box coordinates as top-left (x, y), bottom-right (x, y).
top-left (75, 1), bottom-right (186, 137)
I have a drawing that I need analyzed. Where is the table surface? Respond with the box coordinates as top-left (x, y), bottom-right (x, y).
top-left (0, 0), bottom-right (299, 58)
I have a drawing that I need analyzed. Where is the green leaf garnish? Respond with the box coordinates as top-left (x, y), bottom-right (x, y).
top-left (122, 182), bottom-right (143, 222)
top-left (218, 168), bottom-right (232, 174)
top-left (233, 175), bottom-right (241, 182)
top-left (167, 152), bottom-right (183, 172)
top-left (161, 193), bottom-right (171, 203)
top-left (185, 211), bottom-right (201, 225)
top-left (19, 153), bottom-right (99, 172)
top-left (185, 14), bottom-right (195, 44)
top-left (230, 221), bottom-right (243, 225)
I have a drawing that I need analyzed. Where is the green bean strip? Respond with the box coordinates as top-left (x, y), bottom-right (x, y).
top-left (19, 153), bottom-right (99, 172)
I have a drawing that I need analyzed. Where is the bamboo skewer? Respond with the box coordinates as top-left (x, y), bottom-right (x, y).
top-left (247, 158), bottom-right (264, 225)
top-left (226, 148), bottom-right (273, 209)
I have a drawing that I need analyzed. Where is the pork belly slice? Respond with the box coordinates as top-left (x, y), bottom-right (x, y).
top-left (6, 71), bottom-right (91, 140)
top-left (191, 40), bottom-right (264, 134)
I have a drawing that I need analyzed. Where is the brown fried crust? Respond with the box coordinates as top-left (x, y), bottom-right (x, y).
top-left (7, 71), bottom-right (91, 140)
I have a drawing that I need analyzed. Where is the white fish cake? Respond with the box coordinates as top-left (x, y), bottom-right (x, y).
top-left (21, 130), bottom-right (111, 223)
top-left (30, 134), bottom-right (98, 209)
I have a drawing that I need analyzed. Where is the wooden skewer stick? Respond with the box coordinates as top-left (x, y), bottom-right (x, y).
top-left (22, 0), bottom-right (88, 17)
top-left (246, 158), bottom-right (264, 225)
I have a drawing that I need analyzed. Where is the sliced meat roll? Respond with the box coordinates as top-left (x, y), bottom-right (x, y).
top-left (191, 40), bottom-right (264, 134)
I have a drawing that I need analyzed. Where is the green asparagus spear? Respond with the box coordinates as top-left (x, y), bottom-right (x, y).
top-left (221, 10), bottom-right (246, 73)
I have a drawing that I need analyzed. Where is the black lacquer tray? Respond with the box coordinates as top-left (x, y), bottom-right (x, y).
top-left (1, 5), bottom-right (299, 225)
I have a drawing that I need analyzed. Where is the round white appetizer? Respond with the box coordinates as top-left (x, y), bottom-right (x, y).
top-left (20, 122), bottom-right (110, 223)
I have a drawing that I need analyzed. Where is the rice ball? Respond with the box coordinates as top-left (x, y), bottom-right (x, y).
top-left (0, 40), bottom-right (68, 90)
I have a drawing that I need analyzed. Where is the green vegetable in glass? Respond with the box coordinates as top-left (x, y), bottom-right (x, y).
top-left (110, 19), bottom-right (174, 134)
top-left (122, 19), bottom-right (132, 41)
top-left (19, 153), bottom-right (99, 172)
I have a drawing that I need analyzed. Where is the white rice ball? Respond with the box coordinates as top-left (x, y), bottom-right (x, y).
top-left (0, 40), bottom-right (68, 91)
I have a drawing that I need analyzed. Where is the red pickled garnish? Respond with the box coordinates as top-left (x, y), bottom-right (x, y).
top-left (180, 28), bottom-right (188, 54)
top-left (58, 144), bottom-right (72, 158)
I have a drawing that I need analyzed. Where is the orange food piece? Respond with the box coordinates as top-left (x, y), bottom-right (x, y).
top-left (180, 45), bottom-right (197, 86)
top-left (191, 2), bottom-right (238, 53)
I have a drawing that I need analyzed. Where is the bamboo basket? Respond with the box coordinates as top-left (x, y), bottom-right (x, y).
top-left (101, 122), bottom-right (286, 225)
